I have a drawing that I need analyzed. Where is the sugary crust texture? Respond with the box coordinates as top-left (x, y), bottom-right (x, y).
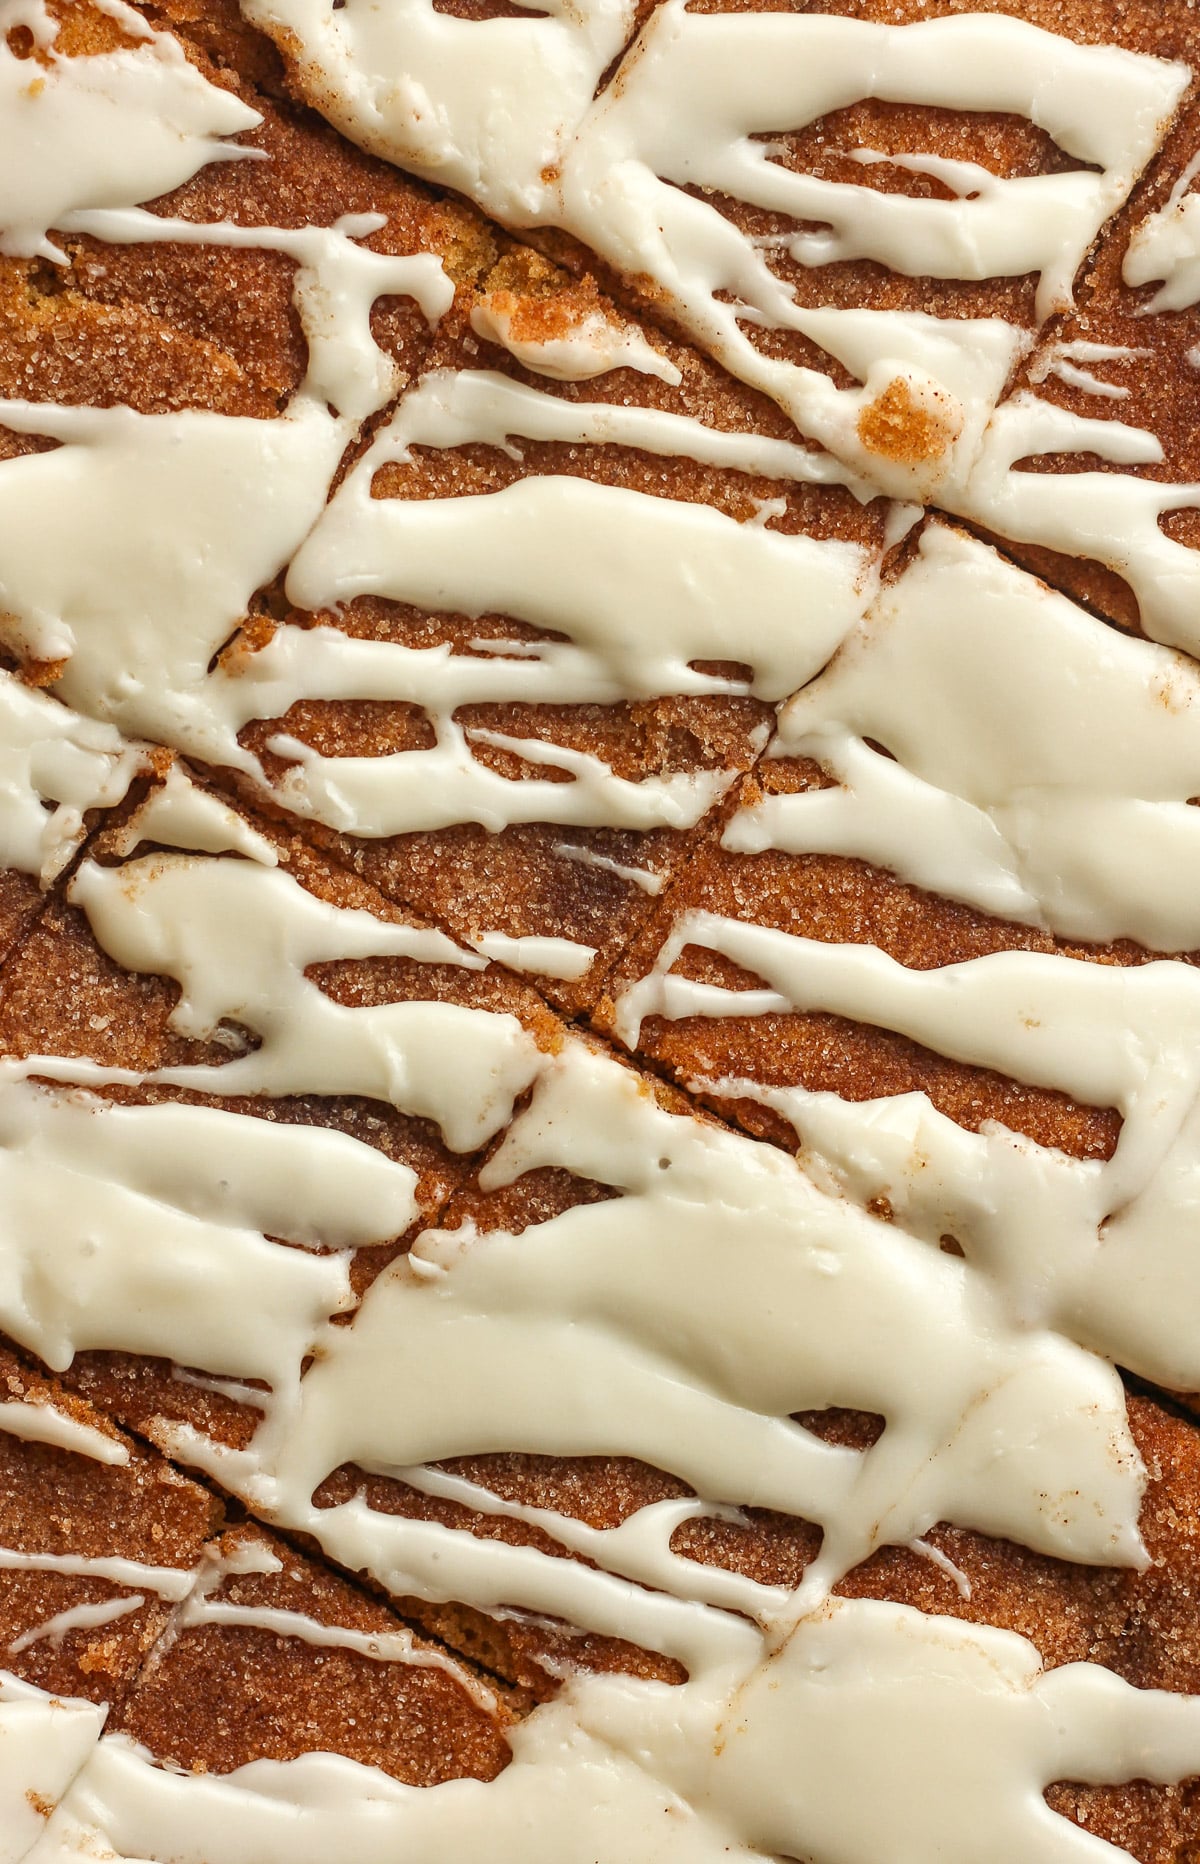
top-left (0, 1348), bottom-right (221, 1702)
top-left (7, 3), bottom-right (1200, 1857)
top-left (968, 85), bottom-right (1200, 638)
top-left (5, 813), bottom-right (1200, 1858)
top-left (597, 817), bottom-right (1154, 1162)
top-left (217, 242), bottom-right (891, 1010)
top-left (515, 0), bottom-right (1200, 473)
top-left (117, 1523), bottom-right (516, 1786)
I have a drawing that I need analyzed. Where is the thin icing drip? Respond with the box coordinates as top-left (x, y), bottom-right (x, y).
top-left (9, 1594), bottom-right (145, 1657)
top-left (0, 1398), bottom-right (129, 1466)
top-left (726, 524), bottom-right (1200, 950)
top-left (158, 1537), bottom-right (497, 1710)
top-left (0, 1537), bottom-right (489, 1713)
top-left (615, 909), bottom-right (1200, 1397)
top-left (56, 205), bottom-right (453, 422)
top-left (109, 763), bottom-right (280, 866)
top-left (366, 366), bottom-right (863, 490)
top-left (27, 1602), bottom-right (1200, 1864)
top-left (550, 841), bottom-right (665, 895)
top-left (0, 1547), bottom-right (195, 1599)
top-left (1026, 341), bottom-right (1151, 400)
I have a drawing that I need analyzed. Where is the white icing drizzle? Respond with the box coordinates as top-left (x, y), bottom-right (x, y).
top-left (0, 1537), bottom-right (490, 1708)
top-left (239, 0), bottom-right (640, 228)
top-left (223, 366), bottom-right (876, 838)
top-left (5, 805), bottom-right (1194, 1846)
top-left (1123, 150), bottom-right (1200, 310)
top-left (469, 297), bottom-right (682, 386)
top-left (157, 1536), bottom-right (498, 1710)
top-left (0, 212), bottom-right (453, 805)
top-left (615, 908), bottom-right (1200, 1400)
top-left (0, 0), bottom-right (260, 262)
top-left (1027, 340), bottom-right (1151, 400)
top-left (26, 1601), bottom-right (1200, 1864)
top-left (56, 205), bottom-right (453, 424)
top-left (9, 11), bottom-right (1200, 1858)
top-left (726, 524), bottom-right (1200, 950)
top-left (391, 1465), bottom-right (784, 1624)
top-left (561, 8), bottom-right (1182, 323)
top-left (243, 1), bottom-right (1187, 488)
top-left (0, 1399), bottom-right (129, 1467)
top-left (0, 1548), bottom-right (194, 1600)
top-left (58, 850), bottom-right (542, 1152)
top-left (550, 841), bottom-right (665, 895)
top-left (8, 1594), bottom-right (144, 1657)
top-left (368, 365), bottom-right (861, 490)
top-left (108, 763), bottom-right (279, 866)
top-left (909, 1537), bottom-right (972, 1600)
top-left (7, 1002), bottom-right (1150, 1597)
top-left (0, 671), bottom-right (146, 884)
top-left (0, 345), bottom-right (877, 839)
top-left (955, 391), bottom-right (1200, 656)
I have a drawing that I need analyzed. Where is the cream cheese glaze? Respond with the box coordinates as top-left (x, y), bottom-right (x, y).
top-left (615, 910), bottom-right (1200, 1397)
top-left (21, 1607), bottom-right (1200, 1863)
top-left (0, 355), bottom-right (874, 838)
top-left (0, 672), bottom-right (147, 883)
top-left (239, 0), bottom-right (1189, 496)
top-left (2, 813), bottom-right (1195, 1856)
top-left (726, 523), bottom-right (1200, 950)
top-left (5, 0), bottom-right (1200, 1856)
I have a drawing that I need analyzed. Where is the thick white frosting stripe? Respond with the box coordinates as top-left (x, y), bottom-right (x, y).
top-left (615, 909), bottom-right (1200, 1397)
top-left (240, 0), bottom-right (1188, 490)
top-left (0, 671), bottom-right (146, 884)
top-left (24, 1602), bottom-right (1200, 1863)
top-left (0, 0), bottom-right (260, 262)
top-left (5, 9), bottom-right (1200, 1858)
top-left (0, 1398), bottom-right (129, 1468)
top-left (726, 523), bottom-right (1200, 950)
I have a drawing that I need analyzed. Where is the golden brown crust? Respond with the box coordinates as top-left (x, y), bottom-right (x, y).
top-left (118, 1526), bottom-right (515, 1784)
top-left (6, 6), bottom-right (1200, 1850)
top-left (0, 1348), bottom-right (222, 1706)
